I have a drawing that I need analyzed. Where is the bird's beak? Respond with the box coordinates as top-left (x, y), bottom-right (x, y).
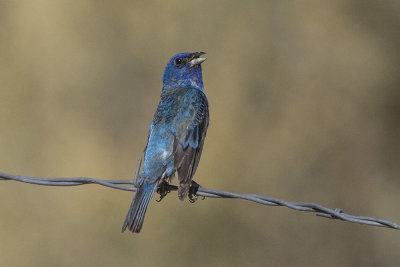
top-left (189, 57), bottom-right (206, 67)
top-left (189, 52), bottom-right (206, 67)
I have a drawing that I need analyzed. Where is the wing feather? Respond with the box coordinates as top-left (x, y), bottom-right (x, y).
top-left (171, 88), bottom-right (209, 200)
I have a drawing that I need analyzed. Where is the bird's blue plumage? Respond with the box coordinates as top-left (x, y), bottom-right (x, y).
top-left (122, 52), bottom-right (209, 233)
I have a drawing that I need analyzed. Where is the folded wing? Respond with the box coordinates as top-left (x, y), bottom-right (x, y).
top-left (171, 88), bottom-right (209, 200)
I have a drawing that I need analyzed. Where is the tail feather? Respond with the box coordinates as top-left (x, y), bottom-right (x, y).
top-left (121, 183), bottom-right (157, 233)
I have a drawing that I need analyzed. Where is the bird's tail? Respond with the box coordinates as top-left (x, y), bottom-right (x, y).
top-left (121, 182), bottom-right (157, 233)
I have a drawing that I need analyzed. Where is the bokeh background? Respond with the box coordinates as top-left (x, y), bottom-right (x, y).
top-left (1, 0), bottom-right (399, 266)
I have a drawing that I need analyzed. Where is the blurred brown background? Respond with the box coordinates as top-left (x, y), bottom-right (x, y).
top-left (0, 0), bottom-right (399, 266)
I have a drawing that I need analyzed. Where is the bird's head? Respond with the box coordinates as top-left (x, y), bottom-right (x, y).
top-left (162, 52), bottom-right (206, 91)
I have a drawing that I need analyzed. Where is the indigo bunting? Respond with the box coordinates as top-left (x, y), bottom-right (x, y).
top-left (122, 52), bottom-right (209, 233)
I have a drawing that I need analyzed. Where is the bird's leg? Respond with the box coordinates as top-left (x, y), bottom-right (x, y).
top-left (188, 180), bottom-right (204, 203)
top-left (156, 180), bottom-right (177, 202)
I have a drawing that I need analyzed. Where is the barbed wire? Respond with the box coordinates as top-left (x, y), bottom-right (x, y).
top-left (0, 171), bottom-right (399, 230)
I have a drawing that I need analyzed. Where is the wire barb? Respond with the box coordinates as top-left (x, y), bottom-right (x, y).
top-left (0, 171), bottom-right (399, 230)
top-left (133, 158), bottom-right (142, 187)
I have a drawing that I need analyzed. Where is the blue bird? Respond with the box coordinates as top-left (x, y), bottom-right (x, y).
top-left (122, 52), bottom-right (209, 233)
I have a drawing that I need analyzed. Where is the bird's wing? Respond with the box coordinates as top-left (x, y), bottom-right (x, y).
top-left (171, 88), bottom-right (209, 199)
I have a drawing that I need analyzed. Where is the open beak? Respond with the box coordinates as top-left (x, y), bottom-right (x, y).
top-left (189, 52), bottom-right (206, 67)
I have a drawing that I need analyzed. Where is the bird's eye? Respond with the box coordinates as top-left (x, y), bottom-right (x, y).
top-left (174, 58), bottom-right (183, 65)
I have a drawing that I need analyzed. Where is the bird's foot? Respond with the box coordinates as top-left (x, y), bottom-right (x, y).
top-left (156, 180), bottom-right (177, 202)
top-left (189, 180), bottom-right (204, 203)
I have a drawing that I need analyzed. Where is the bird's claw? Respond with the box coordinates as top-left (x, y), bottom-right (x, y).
top-left (156, 180), bottom-right (177, 202)
top-left (189, 180), bottom-right (203, 203)
top-left (156, 180), bottom-right (203, 203)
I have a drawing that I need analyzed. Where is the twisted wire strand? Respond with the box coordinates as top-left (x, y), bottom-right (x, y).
top-left (0, 171), bottom-right (398, 230)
